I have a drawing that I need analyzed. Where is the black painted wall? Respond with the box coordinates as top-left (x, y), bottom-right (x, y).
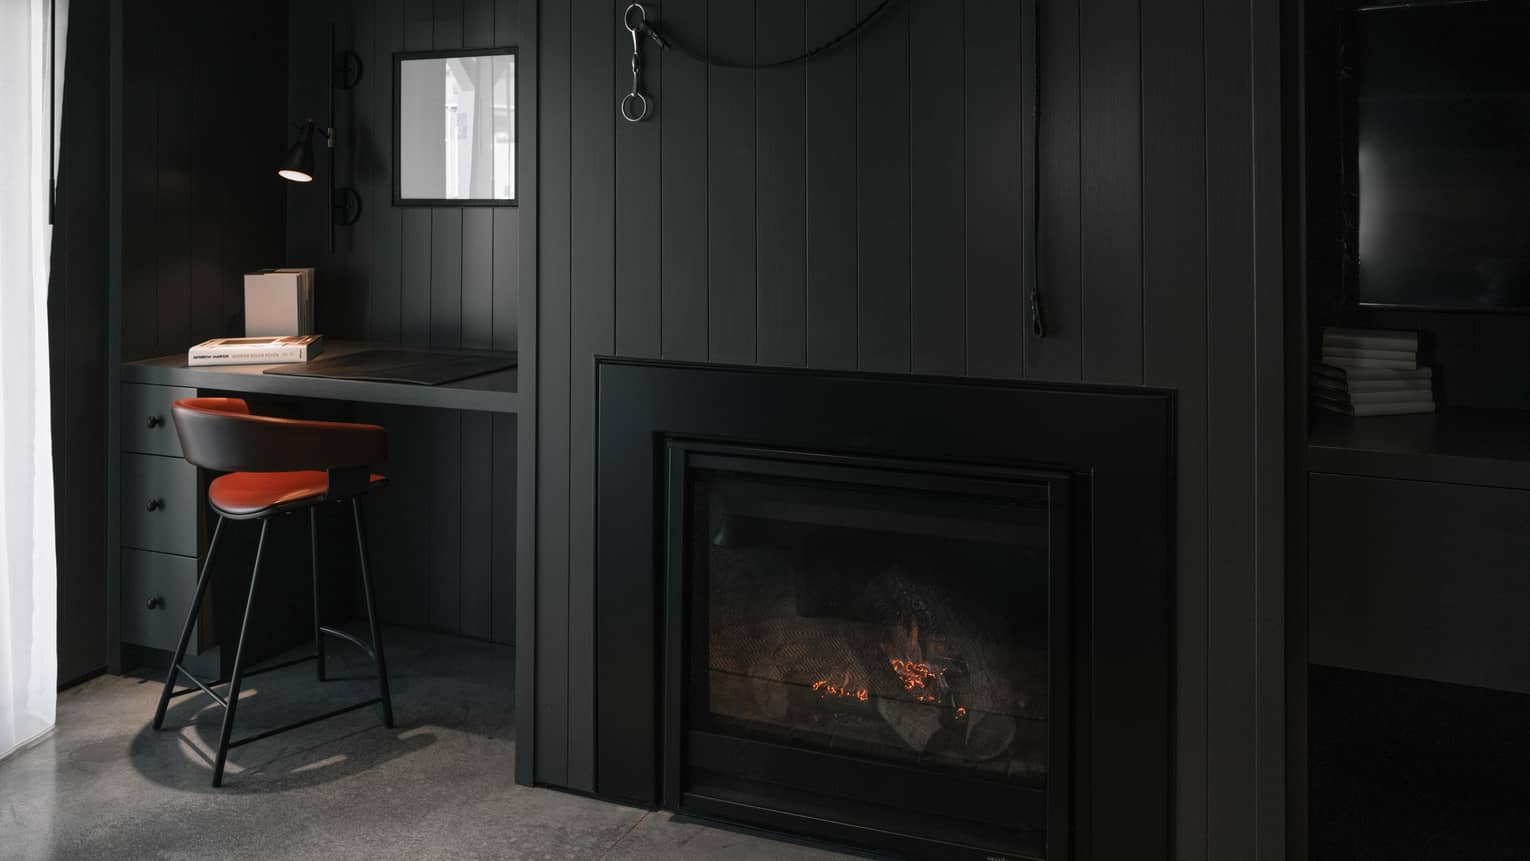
top-left (287, 0), bottom-right (520, 645)
top-left (526, 1), bottom-right (1287, 858)
top-left (119, 2), bottom-right (288, 362)
top-left (51, 0), bottom-right (111, 686)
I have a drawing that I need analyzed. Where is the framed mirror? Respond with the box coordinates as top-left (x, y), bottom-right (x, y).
top-left (394, 48), bottom-right (516, 206)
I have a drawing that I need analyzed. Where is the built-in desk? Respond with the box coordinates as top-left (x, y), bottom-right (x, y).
top-left (114, 341), bottom-right (520, 679)
top-left (123, 341), bottom-right (520, 414)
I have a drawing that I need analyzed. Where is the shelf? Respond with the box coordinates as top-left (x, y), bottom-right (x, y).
top-left (122, 341), bottom-right (520, 414)
top-left (1308, 407), bottom-right (1530, 490)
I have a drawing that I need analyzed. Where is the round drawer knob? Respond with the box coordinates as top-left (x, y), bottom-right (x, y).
top-left (146, 415), bottom-right (164, 429)
top-left (146, 596), bottom-right (164, 610)
top-left (146, 498), bottom-right (164, 511)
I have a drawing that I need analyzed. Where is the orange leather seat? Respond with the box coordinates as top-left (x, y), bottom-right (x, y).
top-left (208, 470), bottom-right (389, 518)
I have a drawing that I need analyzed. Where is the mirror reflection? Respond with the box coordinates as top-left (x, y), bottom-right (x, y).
top-left (397, 51), bottom-right (515, 203)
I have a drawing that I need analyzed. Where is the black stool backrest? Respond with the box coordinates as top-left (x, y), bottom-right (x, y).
top-left (171, 397), bottom-right (387, 473)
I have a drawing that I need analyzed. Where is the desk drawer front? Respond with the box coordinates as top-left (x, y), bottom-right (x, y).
top-left (121, 549), bottom-right (200, 652)
top-left (122, 383), bottom-right (195, 456)
top-left (122, 453), bottom-right (198, 556)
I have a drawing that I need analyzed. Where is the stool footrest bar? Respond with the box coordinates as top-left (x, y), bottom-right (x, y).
top-left (319, 625), bottom-right (376, 658)
top-left (226, 697), bottom-right (383, 749)
top-left (171, 663), bottom-right (229, 709)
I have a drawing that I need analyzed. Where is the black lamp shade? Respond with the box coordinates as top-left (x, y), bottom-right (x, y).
top-left (278, 121), bottom-right (316, 183)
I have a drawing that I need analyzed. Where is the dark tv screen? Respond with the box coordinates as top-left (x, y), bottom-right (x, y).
top-left (1355, 0), bottom-right (1530, 311)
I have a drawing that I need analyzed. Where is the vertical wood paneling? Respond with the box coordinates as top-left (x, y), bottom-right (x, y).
top-left (188, 5), bottom-right (226, 344)
top-left (565, 0), bottom-right (614, 792)
top-left (963, 0), bottom-right (1025, 379)
top-left (372, 0), bottom-right (405, 342)
top-left (706, 0), bottom-right (756, 365)
top-left (805, 0), bottom-right (858, 370)
top-left (460, 412), bottom-right (494, 640)
top-left (658, 0), bottom-right (709, 361)
top-left (1028, 0), bottom-right (1082, 380)
top-left (1142, 0), bottom-right (1209, 857)
top-left (513, 0), bottom-right (538, 786)
top-left (856, 0), bottom-right (910, 373)
top-left (1205, 0), bottom-right (1259, 857)
top-left (154, 1), bottom-right (192, 355)
top-left (121, 1), bottom-right (157, 360)
top-left (1252, 0), bottom-right (1287, 853)
top-left (1080, 0), bottom-right (1143, 384)
top-left (431, 210), bottom-right (465, 347)
top-left (430, 410), bottom-right (464, 631)
top-left (493, 413), bottom-right (518, 642)
top-left (908, 0), bottom-right (965, 376)
top-left (493, 209), bottom-right (521, 352)
top-left (754, 0), bottom-right (806, 367)
top-left (463, 210), bottom-right (495, 348)
top-left (535, 0), bottom-right (573, 788)
top-left (615, 0), bottom-right (662, 359)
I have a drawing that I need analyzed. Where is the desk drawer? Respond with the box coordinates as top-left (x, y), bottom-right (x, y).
top-left (122, 383), bottom-right (194, 456)
top-left (122, 453), bottom-right (199, 556)
top-left (121, 549), bottom-right (201, 652)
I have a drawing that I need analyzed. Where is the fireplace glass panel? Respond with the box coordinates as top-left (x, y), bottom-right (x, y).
top-left (682, 459), bottom-right (1059, 855)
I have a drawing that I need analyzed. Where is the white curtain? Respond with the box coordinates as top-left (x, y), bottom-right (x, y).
top-left (0, 0), bottom-right (61, 761)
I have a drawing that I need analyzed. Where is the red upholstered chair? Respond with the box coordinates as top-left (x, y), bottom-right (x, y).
top-left (151, 397), bottom-right (394, 787)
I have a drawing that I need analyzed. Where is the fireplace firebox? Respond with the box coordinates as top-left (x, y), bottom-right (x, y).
top-left (667, 445), bottom-right (1070, 858)
top-left (594, 360), bottom-right (1174, 860)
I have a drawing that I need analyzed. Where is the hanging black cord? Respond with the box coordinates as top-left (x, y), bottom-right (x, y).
top-left (635, 0), bottom-right (901, 70)
top-left (1028, 0), bottom-right (1046, 339)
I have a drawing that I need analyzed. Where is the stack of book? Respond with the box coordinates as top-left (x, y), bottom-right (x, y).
top-left (1312, 327), bottom-right (1435, 416)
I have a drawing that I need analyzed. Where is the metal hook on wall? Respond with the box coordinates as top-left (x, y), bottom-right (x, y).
top-left (622, 3), bottom-right (655, 122)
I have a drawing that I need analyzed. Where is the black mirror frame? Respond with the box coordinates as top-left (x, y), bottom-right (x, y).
top-left (393, 46), bottom-right (519, 207)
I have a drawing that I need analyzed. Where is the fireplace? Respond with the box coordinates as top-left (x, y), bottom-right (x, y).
top-left (595, 360), bottom-right (1174, 860)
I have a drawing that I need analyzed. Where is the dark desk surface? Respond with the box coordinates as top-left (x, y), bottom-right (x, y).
top-left (122, 341), bottom-right (519, 414)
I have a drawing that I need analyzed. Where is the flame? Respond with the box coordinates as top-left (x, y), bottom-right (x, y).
top-left (884, 616), bottom-right (953, 705)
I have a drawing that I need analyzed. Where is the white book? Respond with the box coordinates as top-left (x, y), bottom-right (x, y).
top-left (276, 267), bottom-right (316, 334)
top-left (1311, 376), bottom-right (1432, 395)
top-left (1317, 389), bottom-right (1434, 406)
top-left (1320, 355), bottom-right (1418, 370)
top-left (1322, 327), bottom-right (1419, 352)
top-left (1313, 399), bottom-right (1436, 417)
top-left (188, 335), bottom-right (325, 366)
top-left (1312, 363), bottom-right (1432, 382)
top-left (244, 271), bottom-right (305, 336)
top-left (1320, 346), bottom-right (1417, 363)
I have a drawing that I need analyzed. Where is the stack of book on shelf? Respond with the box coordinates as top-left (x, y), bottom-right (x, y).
top-left (1312, 327), bottom-right (1434, 416)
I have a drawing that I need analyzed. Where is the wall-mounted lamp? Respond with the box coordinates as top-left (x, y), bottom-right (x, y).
top-left (280, 24), bottom-right (364, 251)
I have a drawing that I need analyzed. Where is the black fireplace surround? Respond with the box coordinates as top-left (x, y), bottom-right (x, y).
top-left (594, 359), bottom-right (1174, 860)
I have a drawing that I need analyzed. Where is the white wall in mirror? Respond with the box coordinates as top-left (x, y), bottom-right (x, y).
top-left (398, 51), bottom-right (515, 202)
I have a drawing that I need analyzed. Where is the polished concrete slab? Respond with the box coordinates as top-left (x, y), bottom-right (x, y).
top-left (0, 628), bottom-right (859, 860)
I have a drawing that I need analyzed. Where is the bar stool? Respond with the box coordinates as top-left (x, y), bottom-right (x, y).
top-left (151, 397), bottom-right (394, 787)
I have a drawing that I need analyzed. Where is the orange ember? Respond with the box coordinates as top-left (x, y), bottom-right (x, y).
top-left (812, 672), bottom-right (868, 703)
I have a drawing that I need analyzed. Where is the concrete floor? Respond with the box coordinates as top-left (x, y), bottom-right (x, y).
top-left (0, 628), bottom-right (858, 860)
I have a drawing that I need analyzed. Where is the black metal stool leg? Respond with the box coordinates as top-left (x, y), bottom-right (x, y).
top-left (153, 517), bottom-right (225, 731)
top-left (352, 499), bottom-right (394, 728)
top-left (311, 508), bottom-right (325, 682)
top-left (212, 518), bottom-right (270, 787)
